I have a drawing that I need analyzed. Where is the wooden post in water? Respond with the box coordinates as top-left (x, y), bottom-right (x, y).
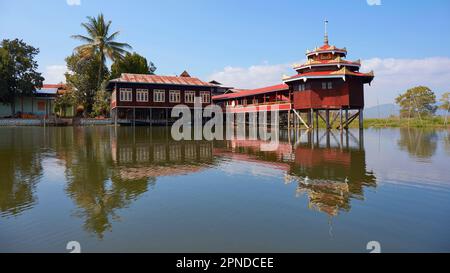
top-left (114, 108), bottom-right (118, 127)
top-left (165, 108), bottom-right (169, 127)
top-left (315, 110), bottom-right (319, 130)
top-left (325, 109), bottom-right (330, 130)
top-left (133, 107), bottom-right (136, 127)
top-left (339, 108), bottom-right (343, 132)
top-left (310, 108), bottom-right (314, 129)
top-left (287, 110), bottom-right (291, 129)
top-left (345, 109), bottom-right (349, 130)
top-left (359, 108), bottom-right (364, 130)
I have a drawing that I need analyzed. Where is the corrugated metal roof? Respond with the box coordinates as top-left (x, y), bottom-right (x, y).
top-left (35, 88), bottom-right (58, 95)
top-left (111, 73), bottom-right (215, 87)
top-left (213, 84), bottom-right (288, 100)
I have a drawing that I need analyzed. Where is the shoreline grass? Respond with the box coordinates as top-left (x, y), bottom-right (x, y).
top-left (362, 117), bottom-right (449, 128)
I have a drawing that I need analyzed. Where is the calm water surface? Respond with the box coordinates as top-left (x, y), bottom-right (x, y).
top-left (0, 126), bottom-right (449, 252)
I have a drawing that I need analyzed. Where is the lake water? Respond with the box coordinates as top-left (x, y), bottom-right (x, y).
top-left (0, 126), bottom-right (449, 253)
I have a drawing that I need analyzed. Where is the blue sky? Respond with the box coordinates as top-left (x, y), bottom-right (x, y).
top-left (1, 0), bottom-right (449, 106)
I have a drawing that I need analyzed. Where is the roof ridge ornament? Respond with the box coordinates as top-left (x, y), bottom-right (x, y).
top-left (324, 19), bottom-right (329, 46)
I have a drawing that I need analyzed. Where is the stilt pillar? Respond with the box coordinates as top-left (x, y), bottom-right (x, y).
top-left (315, 110), bottom-right (319, 130)
top-left (325, 109), bottom-right (330, 130)
top-left (345, 109), bottom-right (349, 130)
top-left (359, 108), bottom-right (364, 130)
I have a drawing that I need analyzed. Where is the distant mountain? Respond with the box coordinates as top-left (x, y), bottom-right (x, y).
top-left (364, 104), bottom-right (399, 118)
top-left (364, 103), bottom-right (448, 118)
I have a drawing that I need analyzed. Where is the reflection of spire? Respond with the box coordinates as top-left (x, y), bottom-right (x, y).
top-left (328, 216), bottom-right (334, 239)
top-left (324, 19), bottom-right (329, 45)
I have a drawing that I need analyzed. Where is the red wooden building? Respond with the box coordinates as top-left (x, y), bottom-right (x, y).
top-left (108, 72), bottom-right (217, 125)
top-left (213, 21), bottom-right (374, 130)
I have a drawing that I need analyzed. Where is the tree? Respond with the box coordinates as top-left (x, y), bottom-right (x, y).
top-left (395, 86), bottom-right (437, 119)
top-left (71, 14), bottom-right (132, 85)
top-left (0, 39), bottom-right (44, 115)
top-left (54, 91), bottom-right (75, 117)
top-left (110, 52), bottom-right (156, 79)
top-left (92, 83), bottom-right (110, 117)
top-left (65, 53), bottom-right (109, 115)
top-left (439, 92), bottom-right (450, 125)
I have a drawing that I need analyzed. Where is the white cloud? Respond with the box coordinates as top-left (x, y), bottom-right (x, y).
top-left (362, 57), bottom-right (450, 107)
top-left (42, 65), bottom-right (67, 84)
top-left (367, 0), bottom-right (381, 6)
top-left (208, 63), bottom-right (293, 89)
top-left (66, 0), bottom-right (81, 6)
top-left (208, 57), bottom-right (450, 107)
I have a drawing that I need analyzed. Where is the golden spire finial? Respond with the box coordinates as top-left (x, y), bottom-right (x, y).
top-left (324, 19), bottom-right (329, 45)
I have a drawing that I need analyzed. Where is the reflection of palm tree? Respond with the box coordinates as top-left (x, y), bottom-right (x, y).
top-left (397, 128), bottom-right (438, 159)
top-left (63, 127), bottom-right (155, 238)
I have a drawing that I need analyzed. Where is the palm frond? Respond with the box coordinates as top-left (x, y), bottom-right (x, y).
top-left (106, 31), bottom-right (120, 42)
top-left (108, 41), bottom-right (132, 50)
top-left (71, 35), bottom-right (94, 44)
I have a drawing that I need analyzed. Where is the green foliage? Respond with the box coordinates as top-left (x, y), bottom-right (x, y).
top-left (110, 52), bottom-right (156, 79)
top-left (54, 91), bottom-right (75, 117)
top-left (395, 86), bottom-right (437, 118)
top-left (71, 13), bottom-right (132, 84)
top-left (65, 53), bottom-right (109, 115)
top-left (92, 83), bottom-right (110, 117)
top-left (439, 92), bottom-right (450, 112)
top-left (0, 39), bottom-right (44, 114)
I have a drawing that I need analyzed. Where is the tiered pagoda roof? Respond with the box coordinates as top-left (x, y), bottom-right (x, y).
top-left (283, 21), bottom-right (374, 85)
top-left (306, 44), bottom-right (347, 57)
top-left (284, 67), bottom-right (374, 84)
top-left (293, 56), bottom-right (361, 71)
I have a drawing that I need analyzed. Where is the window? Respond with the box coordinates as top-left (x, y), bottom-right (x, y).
top-left (136, 89), bottom-right (149, 102)
top-left (120, 88), bottom-right (133, 101)
top-left (322, 82), bottom-right (327, 90)
top-left (241, 98), bottom-right (247, 106)
top-left (327, 82), bottom-right (333, 89)
top-left (169, 90), bottom-right (181, 103)
top-left (153, 89), bottom-right (165, 102)
top-left (298, 83), bottom-right (309, 91)
top-left (185, 91), bottom-right (195, 103)
top-left (200, 91), bottom-right (210, 103)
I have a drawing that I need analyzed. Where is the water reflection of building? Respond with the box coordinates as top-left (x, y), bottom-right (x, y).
top-left (288, 144), bottom-right (376, 216)
top-left (216, 130), bottom-right (376, 217)
top-left (111, 128), bottom-right (215, 181)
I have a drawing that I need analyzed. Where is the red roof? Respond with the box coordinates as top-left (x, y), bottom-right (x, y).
top-left (43, 84), bottom-right (66, 89)
top-left (284, 68), bottom-right (374, 82)
top-left (294, 59), bottom-right (361, 70)
top-left (111, 73), bottom-right (215, 87)
top-left (307, 44), bottom-right (347, 56)
top-left (213, 84), bottom-right (288, 100)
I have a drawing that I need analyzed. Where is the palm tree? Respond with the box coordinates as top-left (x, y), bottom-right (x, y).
top-left (71, 14), bottom-right (132, 85)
